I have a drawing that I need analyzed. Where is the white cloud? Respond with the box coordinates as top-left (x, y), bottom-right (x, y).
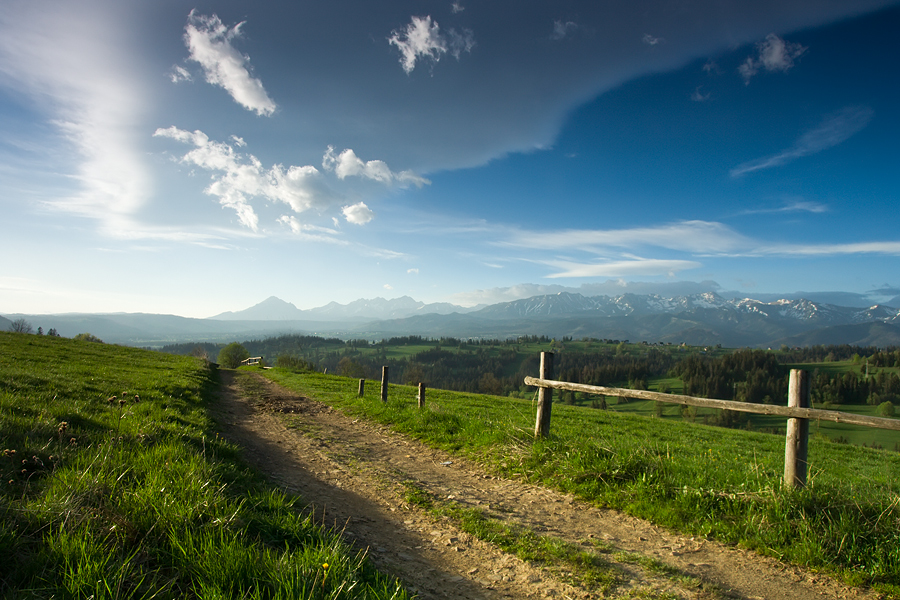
top-left (730, 106), bottom-right (873, 176)
top-left (407, 268), bottom-right (419, 275)
top-left (277, 215), bottom-right (344, 242)
top-left (739, 33), bottom-right (806, 84)
top-left (758, 241), bottom-right (900, 257)
top-left (0, 1), bottom-right (150, 226)
top-left (183, 11), bottom-right (276, 116)
top-left (691, 86), bottom-right (710, 102)
top-left (642, 33), bottom-right (663, 46)
top-left (504, 220), bottom-right (749, 254)
top-left (451, 2), bottom-right (465, 14)
top-left (738, 200), bottom-right (828, 215)
top-left (342, 202), bottom-right (375, 225)
top-left (169, 65), bottom-right (192, 83)
top-left (322, 146), bottom-right (430, 187)
top-left (543, 258), bottom-right (701, 278)
top-left (388, 15), bottom-right (474, 74)
top-left (384, 284), bottom-right (394, 290)
top-left (154, 126), bottom-right (339, 230)
top-left (551, 20), bottom-right (578, 41)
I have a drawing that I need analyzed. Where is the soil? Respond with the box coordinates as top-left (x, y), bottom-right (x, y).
top-left (210, 370), bottom-right (884, 600)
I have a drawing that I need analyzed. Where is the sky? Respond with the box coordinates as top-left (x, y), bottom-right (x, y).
top-left (1, 0), bottom-right (898, 318)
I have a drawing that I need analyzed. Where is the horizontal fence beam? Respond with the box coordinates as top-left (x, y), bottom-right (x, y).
top-left (524, 377), bottom-right (900, 432)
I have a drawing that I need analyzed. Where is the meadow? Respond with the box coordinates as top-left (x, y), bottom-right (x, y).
top-left (0, 332), bottom-right (409, 599)
top-left (259, 367), bottom-right (900, 596)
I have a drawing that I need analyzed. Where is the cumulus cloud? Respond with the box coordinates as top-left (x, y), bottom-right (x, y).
top-left (342, 202), bottom-right (375, 225)
top-left (154, 126), bottom-right (336, 230)
top-left (183, 11), bottom-right (276, 115)
top-left (551, 20), bottom-right (578, 40)
top-left (739, 33), bottom-right (806, 84)
top-left (154, 129), bottom-right (426, 230)
top-left (383, 284), bottom-right (393, 290)
top-left (407, 268), bottom-right (419, 275)
top-left (388, 15), bottom-right (474, 74)
top-left (322, 146), bottom-right (430, 187)
top-left (730, 106), bottom-right (873, 176)
top-left (451, 2), bottom-right (465, 13)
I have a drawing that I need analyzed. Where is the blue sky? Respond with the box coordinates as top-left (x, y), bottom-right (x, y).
top-left (1, 0), bottom-right (898, 317)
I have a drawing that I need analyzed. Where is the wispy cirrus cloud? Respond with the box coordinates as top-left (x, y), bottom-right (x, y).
top-left (276, 215), bottom-right (345, 243)
top-left (758, 241), bottom-right (900, 256)
top-left (0, 0), bottom-right (150, 224)
top-left (497, 218), bottom-right (900, 280)
top-left (731, 106), bottom-right (873, 177)
top-left (542, 257), bottom-right (700, 278)
top-left (388, 15), bottom-right (475, 74)
top-left (551, 20), bottom-right (578, 41)
top-left (169, 65), bottom-right (192, 83)
top-left (183, 11), bottom-right (276, 116)
top-left (737, 200), bottom-right (828, 216)
top-left (504, 220), bottom-right (750, 254)
top-left (739, 33), bottom-right (806, 84)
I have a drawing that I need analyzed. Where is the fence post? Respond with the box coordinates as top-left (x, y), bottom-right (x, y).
top-left (418, 383), bottom-right (425, 409)
top-left (381, 366), bottom-right (389, 402)
top-left (358, 379), bottom-right (365, 397)
top-left (784, 369), bottom-right (810, 489)
top-left (534, 352), bottom-right (554, 439)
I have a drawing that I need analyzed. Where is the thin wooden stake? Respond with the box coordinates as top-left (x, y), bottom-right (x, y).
top-left (534, 352), bottom-right (554, 439)
top-left (784, 369), bottom-right (810, 489)
top-left (381, 366), bottom-right (389, 402)
top-left (358, 379), bottom-right (365, 397)
top-left (418, 383), bottom-right (425, 409)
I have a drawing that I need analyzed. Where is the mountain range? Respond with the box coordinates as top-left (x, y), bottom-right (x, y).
top-left (4, 292), bottom-right (899, 349)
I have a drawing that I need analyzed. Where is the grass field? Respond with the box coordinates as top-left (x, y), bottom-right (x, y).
top-left (583, 376), bottom-right (900, 450)
top-left (0, 332), bottom-right (409, 599)
top-left (259, 367), bottom-right (900, 597)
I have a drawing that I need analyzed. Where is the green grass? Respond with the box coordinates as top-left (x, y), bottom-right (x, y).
top-left (258, 367), bottom-right (900, 597)
top-left (0, 332), bottom-right (409, 599)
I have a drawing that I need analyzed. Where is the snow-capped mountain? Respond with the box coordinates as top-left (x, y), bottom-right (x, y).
top-left (471, 291), bottom-right (900, 326)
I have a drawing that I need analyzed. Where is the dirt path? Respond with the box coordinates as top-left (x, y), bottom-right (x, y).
top-left (211, 371), bottom-right (882, 600)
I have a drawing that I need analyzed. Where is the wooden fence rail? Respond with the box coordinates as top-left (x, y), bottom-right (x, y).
top-left (525, 352), bottom-right (900, 488)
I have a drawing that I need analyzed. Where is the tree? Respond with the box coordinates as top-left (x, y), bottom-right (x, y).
top-left (8, 318), bottom-right (33, 334)
top-left (877, 401), bottom-right (895, 418)
top-left (218, 342), bottom-right (250, 368)
top-left (73, 333), bottom-right (103, 343)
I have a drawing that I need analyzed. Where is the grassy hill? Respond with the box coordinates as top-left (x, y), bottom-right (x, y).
top-left (258, 366), bottom-right (900, 596)
top-left (0, 332), bottom-right (408, 599)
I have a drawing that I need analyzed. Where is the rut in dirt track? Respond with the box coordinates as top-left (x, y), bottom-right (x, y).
top-left (211, 370), bottom-right (880, 600)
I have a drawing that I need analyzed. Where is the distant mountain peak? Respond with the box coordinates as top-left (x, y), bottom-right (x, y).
top-left (210, 296), bottom-right (304, 321)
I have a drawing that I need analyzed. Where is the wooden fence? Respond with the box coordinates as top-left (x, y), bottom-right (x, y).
top-left (525, 352), bottom-right (900, 488)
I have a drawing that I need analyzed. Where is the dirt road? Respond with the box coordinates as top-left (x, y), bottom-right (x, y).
top-left (211, 370), bottom-right (881, 600)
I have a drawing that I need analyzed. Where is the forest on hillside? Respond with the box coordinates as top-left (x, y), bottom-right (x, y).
top-left (161, 336), bottom-right (900, 411)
